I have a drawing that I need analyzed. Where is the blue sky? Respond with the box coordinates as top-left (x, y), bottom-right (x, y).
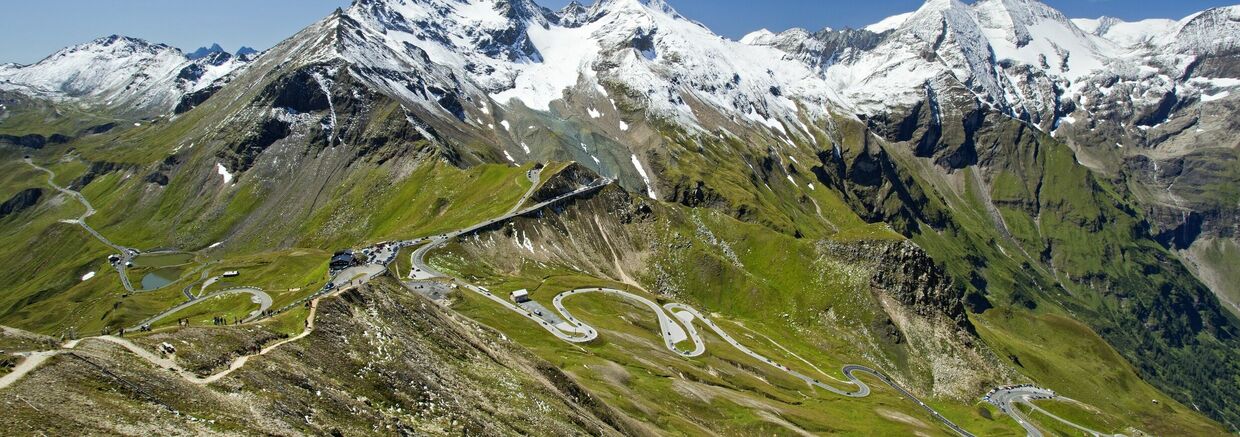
top-left (2, 0), bottom-right (1235, 64)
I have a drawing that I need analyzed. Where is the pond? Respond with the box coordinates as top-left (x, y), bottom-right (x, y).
top-left (140, 267), bottom-right (182, 291)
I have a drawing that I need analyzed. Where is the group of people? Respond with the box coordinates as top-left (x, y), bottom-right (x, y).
top-left (100, 324), bottom-right (151, 337)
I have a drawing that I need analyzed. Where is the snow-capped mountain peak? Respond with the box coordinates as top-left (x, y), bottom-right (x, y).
top-left (187, 43), bottom-right (227, 60)
top-left (973, 0), bottom-right (1080, 46)
top-left (0, 35), bottom-right (183, 99)
top-left (761, 0), bottom-right (1120, 118)
top-left (556, 0), bottom-right (590, 26)
top-left (739, 29), bottom-right (777, 45)
top-left (974, 0), bottom-right (1114, 79)
top-left (1170, 5), bottom-right (1240, 54)
top-left (816, 0), bottom-right (1003, 114)
top-left (0, 34), bottom-right (254, 116)
top-left (742, 0), bottom-right (1238, 145)
top-left (339, 0), bottom-right (843, 133)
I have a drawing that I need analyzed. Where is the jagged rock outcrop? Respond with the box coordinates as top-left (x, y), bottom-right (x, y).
top-left (0, 133), bottom-right (71, 149)
top-left (70, 161), bottom-right (133, 190)
top-left (0, 188), bottom-right (42, 219)
top-left (871, 241), bottom-right (967, 326)
top-left (529, 162), bottom-right (603, 203)
top-left (821, 239), bottom-right (968, 330)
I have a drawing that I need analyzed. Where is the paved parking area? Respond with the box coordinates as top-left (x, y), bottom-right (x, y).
top-left (518, 300), bottom-right (564, 325)
top-left (406, 281), bottom-right (452, 301)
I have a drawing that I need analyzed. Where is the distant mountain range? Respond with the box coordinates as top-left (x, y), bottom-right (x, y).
top-left (186, 43), bottom-right (259, 61)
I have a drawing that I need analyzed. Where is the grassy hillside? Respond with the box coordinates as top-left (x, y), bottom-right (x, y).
top-left (975, 310), bottom-right (1223, 435)
top-left (813, 113), bottom-right (1233, 432)
top-left (423, 184), bottom-right (1032, 434)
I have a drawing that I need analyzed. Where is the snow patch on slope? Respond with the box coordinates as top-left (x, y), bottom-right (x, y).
top-left (1202, 91), bottom-right (1231, 102)
top-left (631, 154), bottom-right (657, 200)
top-left (216, 163), bottom-right (234, 184)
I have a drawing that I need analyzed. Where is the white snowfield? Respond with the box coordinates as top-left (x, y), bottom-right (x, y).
top-left (1072, 16), bottom-right (1178, 49)
top-left (332, 0), bottom-right (847, 142)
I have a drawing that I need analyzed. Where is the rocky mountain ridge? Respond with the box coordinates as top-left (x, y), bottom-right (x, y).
top-left (0, 35), bottom-right (254, 117)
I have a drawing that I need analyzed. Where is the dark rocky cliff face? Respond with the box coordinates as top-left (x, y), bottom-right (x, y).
top-left (821, 239), bottom-right (969, 331)
top-left (0, 133), bottom-right (72, 149)
top-left (0, 188), bottom-right (42, 220)
top-left (813, 237), bottom-right (1007, 398)
top-left (529, 162), bottom-right (603, 203)
top-left (70, 161), bottom-right (134, 191)
top-left (869, 241), bottom-right (968, 327)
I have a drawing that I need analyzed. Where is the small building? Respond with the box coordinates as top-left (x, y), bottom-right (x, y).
top-left (222, 271), bottom-right (239, 277)
top-left (330, 250), bottom-right (355, 270)
top-left (511, 289), bottom-right (531, 303)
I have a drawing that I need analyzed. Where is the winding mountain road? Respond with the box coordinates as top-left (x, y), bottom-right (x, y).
top-left (505, 166), bottom-right (542, 216)
top-left (131, 287), bottom-right (273, 330)
top-left (988, 386), bottom-right (1118, 437)
top-left (1, 278), bottom-right (345, 389)
top-left (26, 158), bottom-right (137, 292)
top-left (409, 179), bottom-right (608, 278)
top-left (0, 173), bottom-right (604, 392)
top-left (405, 180), bottom-right (978, 436)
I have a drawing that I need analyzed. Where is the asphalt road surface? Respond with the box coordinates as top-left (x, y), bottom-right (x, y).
top-left (505, 166), bottom-right (542, 216)
top-left (554, 288), bottom-right (699, 356)
top-left (409, 180), bottom-right (609, 279)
